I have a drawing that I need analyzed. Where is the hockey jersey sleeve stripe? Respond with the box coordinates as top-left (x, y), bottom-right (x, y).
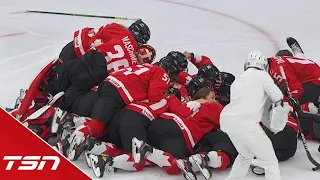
top-left (128, 103), bottom-right (155, 120)
top-left (149, 99), bottom-right (167, 110)
top-left (76, 29), bottom-right (86, 56)
top-left (162, 113), bottom-right (195, 148)
top-left (106, 76), bottom-right (134, 102)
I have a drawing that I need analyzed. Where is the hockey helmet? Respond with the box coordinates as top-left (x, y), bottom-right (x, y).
top-left (129, 19), bottom-right (150, 44)
top-left (166, 51), bottom-right (188, 71)
top-left (221, 72), bottom-right (235, 87)
top-left (137, 44), bottom-right (156, 64)
top-left (244, 51), bottom-right (268, 71)
top-left (187, 75), bottom-right (213, 97)
top-left (275, 49), bottom-right (293, 57)
top-left (197, 64), bottom-right (221, 85)
top-left (159, 56), bottom-right (180, 82)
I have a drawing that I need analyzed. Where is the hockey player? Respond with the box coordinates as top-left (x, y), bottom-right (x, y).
top-left (131, 87), bottom-right (223, 178)
top-left (85, 87), bottom-right (201, 178)
top-left (11, 19), bottom-right (152, 119)
top-left (219, 51), bottom-right (285, 180)
top-left (12, 44), bottom-right (156, 141)
top-left (59, 19), bottom-right (151, 62)
top-left (268, 37), bottom-right (320, 105)
top-left (183, 130), bottom-right (238, 180)
top-left (65, 55), bottom-right (187, 161)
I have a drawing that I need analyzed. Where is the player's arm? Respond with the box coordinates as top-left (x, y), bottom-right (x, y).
top-left (184, 51), bottom-right (214, 69)
top-left (271, 65), bottom-right (303, 100)
top-left (177, 71), bottom-right (195, 86)
top-left (147, 67), bottom-right (171, 102)
top-left (262, 71), bottom-right (284, 102)
top-left (206, 102), bottom-right (224, 125)
top-left (166, 96), bottom-right (200, 117)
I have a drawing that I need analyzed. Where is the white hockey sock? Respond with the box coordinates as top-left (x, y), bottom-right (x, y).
top-left (146, 148), bottom-right (172, 168)
top-left (112, 154), bottom-right (140, 171)
top-left (73, 116), bottom-right (90, 128)
top-left (207, 151), bottom-right (222, 168)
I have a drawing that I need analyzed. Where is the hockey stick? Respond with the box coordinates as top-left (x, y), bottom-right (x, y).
top-left (279, 66), bottom-right (320, 171)
top-left (11, 10), bottom-right (140, 20)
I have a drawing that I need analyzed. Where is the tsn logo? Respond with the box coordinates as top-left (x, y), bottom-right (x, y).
top-left (3, 156), bottom-right (60, 170)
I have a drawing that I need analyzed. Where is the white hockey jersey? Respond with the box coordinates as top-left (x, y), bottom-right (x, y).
top-left (220, 68), bottom-right (283, 132)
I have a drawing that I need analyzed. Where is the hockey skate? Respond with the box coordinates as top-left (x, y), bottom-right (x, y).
top-left (54, 109), bottom-right (77, 142)
top-left (89, 154), bottom-right (116, 178)
top-left (52, 137), bottom-right (70, 157)
top-left (287, 37), bottom-right (304, 55)
top-left (176, 159), bottom-right (197, 180)
top-left (67, 127), bottom-right (94, 161)
top-left (191, 153), bottom-right (212, 180)
top-left (83, 137), bottom-right (107, 168)
top-left (132, 137), bottom-right (153, 164)
top-left (6, 89), bottom-right (26, 112)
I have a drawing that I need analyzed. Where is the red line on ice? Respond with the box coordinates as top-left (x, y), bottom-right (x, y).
top-left (0, 32), bottom-right (26, 38)
top-left (157, 0), bottom-right (280, 50)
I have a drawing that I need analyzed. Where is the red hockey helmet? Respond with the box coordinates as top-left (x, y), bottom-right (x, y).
top-left (137, 44), bottom-right (156, 64)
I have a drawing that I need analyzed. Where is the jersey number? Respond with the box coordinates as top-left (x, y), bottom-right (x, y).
top-left (105, 45), bottom-right (130, 73)
top-left (123, 65), bottom-right (149, 75)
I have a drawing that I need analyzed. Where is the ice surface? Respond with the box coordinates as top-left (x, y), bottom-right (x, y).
top-left (1, 0), bottom-right (320, 179)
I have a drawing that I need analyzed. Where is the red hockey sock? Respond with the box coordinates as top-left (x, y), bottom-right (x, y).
top-left (146, 148), bottom-right (180, 175)
top-left (83, 118), bottom-right (105, 137)
top-left (216, 151), bottom-right (230, 170)
top-left (112, 153), bottom-right (145, 172)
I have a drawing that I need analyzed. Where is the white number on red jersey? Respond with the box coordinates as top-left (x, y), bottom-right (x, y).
top-left (278, 56), bottom-right (315, 65)
top-left (123, 65), bottom-right (150, 76)
top-left (104, 45), bottom-right (130, 73)
top-left (162, 73), bottom-right (170, 84)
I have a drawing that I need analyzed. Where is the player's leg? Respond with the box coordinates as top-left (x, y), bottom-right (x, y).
top-left (224, 132), bottom-right (255, 180)
top-left (188, 130), bottom-right (238, 179)
top-left (62, 50), bottom-right (109, 110)
top-left (70, 90), bottom-right (98, 117)
top-left (91, 81), bottom-right (127, 125)
top-left (312, 122), bottom-right (320, 141)
top-left (242, 124), bottom-right (281, 180)
top-left (300, 82), bottom-right (320, 105)
top-left (133, 118), bottom-right (188, 175)
top-left (67, 82), bottom-right (126, 161)
top-left (117, 109), bottom-right (151, 152)
top-left (262, 125), bottom-right (297, 161)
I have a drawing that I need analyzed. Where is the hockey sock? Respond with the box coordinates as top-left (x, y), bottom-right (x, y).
top-left (207, 151), bottom-right (230, 170)
top-left (88, 142), bottom-right (123, 157)
top-left (112, 153), bottom-right (145, 171)
top-left (145, 147), bottom-right (180, 174)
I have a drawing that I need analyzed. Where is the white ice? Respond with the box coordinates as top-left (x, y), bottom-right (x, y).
top-left (1, 0), bottom-right (320, 179)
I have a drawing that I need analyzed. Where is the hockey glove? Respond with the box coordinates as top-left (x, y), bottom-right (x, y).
top-left (289, 97), bottom-right (300, 112)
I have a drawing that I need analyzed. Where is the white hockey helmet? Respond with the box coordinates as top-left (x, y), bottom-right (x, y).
top-left (244, 51), bottom-right (268, 71)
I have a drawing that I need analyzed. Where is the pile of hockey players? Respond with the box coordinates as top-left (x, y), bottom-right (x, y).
top-left (8, 19), bottom-right (320, 180)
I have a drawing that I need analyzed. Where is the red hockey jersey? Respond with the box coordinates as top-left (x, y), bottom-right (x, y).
top-left (191, 54), bottom-right (213, 69)
top-left (172, 82), bottom-right (190, 103)
top-left (268, 56), bottom-right (320, 100)
top-left (74, 23), bottom-right (138, 74)
top-left (92, 35), bottom-right (139, 74)
top-left (105, 64), bottom-right (171, 104)
top-left (73, 23), bottom-right (130, 57)
top-left (125, 95), bottom-right (197, 121)
top-left (160, 102), bottom-right (223, 150)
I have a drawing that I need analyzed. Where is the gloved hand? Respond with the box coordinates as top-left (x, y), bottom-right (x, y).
top-left (274, 79), bottom-right (287, 96)
top-left (289, 97), bottom-right (300, 112)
